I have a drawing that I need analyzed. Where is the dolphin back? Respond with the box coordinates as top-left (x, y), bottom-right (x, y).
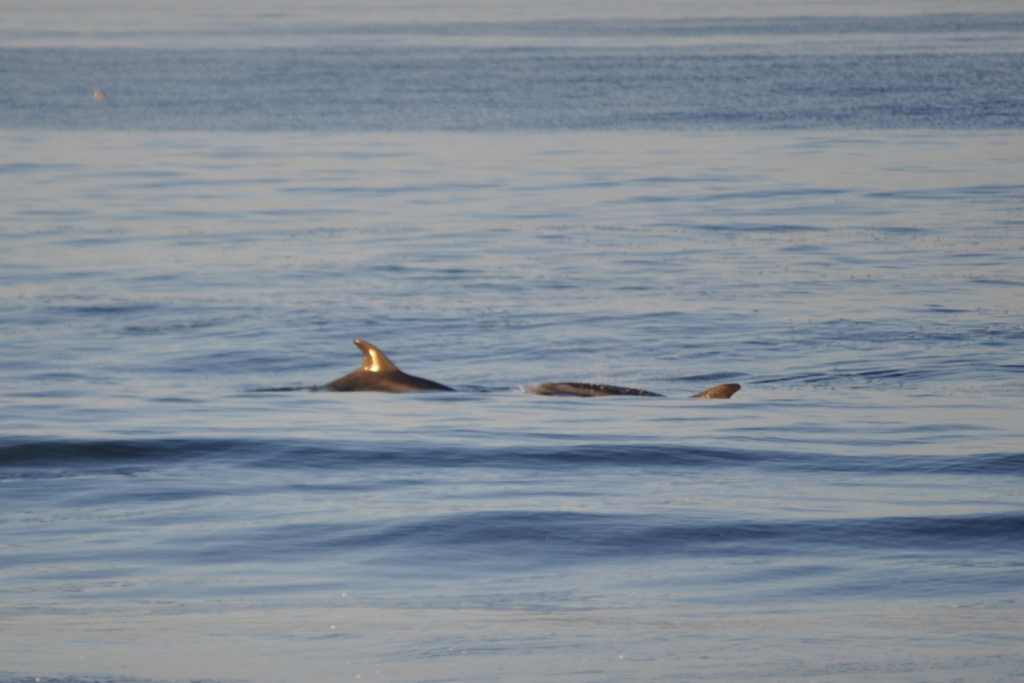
top-left (526, 382), bottom-right (664, 397)
top-left (527, 381), bottom-right (741, 398)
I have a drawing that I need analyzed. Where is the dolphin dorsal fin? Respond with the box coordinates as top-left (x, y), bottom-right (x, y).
top-left (353, 339), bottom-right (399, 373)
top-left (691, 383), bottom-right (741, 399)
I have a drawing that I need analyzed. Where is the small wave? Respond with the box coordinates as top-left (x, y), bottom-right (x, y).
top-left (175, 509), bottom-right (1024, 567)
top-left (2, 438), bottom-right (1021, 477)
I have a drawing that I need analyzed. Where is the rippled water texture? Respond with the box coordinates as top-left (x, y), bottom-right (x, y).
top-left (3, 12), bottom-right (1024, 131)
top-left (4, 127), bottom-right (1022, 683)
top-left (2, 3), bottom-right (1023, 683)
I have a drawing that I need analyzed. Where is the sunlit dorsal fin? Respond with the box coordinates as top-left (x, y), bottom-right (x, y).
top-left (353, 339), bottom-right (399, 374)
top-left (690, 383), bottom-right (741, 399)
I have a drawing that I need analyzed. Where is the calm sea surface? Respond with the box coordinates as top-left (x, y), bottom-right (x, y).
top-left (2, 4), bottom-right (1023, 682)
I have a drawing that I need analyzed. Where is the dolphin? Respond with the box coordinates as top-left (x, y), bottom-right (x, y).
top-left (526, 382), bottom-right (663, 397)
top-left (526, 382), bottom-right (740, 399)
top-left (321, 339), bottom-right (740, 398)
top-left (323, 339), bottom-right (455, 392)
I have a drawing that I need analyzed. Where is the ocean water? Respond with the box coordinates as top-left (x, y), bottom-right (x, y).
top-left (2, 3), bottom-right (1024, 682)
